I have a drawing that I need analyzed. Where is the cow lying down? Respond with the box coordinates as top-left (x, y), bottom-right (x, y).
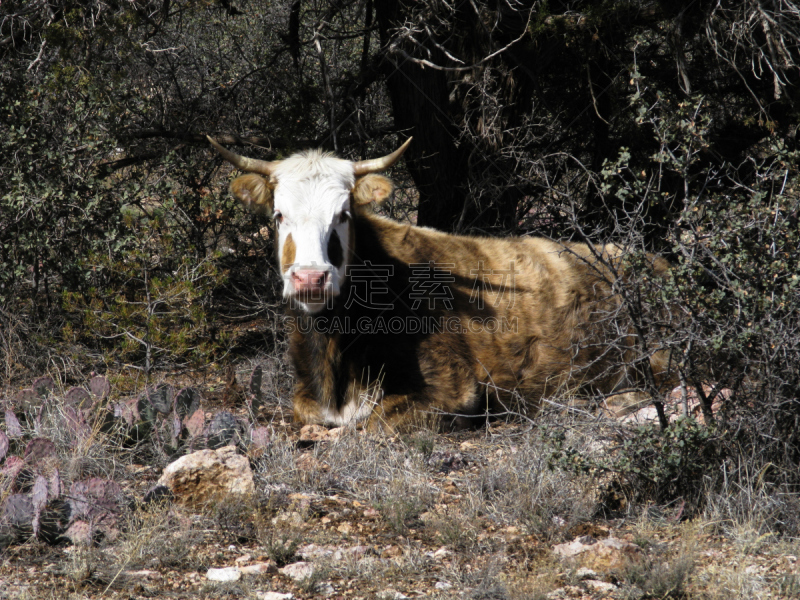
top-left (208, 137), bottom-right (672, 430)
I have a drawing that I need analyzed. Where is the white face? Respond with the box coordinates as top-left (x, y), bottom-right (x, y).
top-left (272, 151), bottom-right (355, 313)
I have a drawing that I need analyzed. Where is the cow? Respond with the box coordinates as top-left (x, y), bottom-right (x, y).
top-left (208, 136), bottom-right (673, 430)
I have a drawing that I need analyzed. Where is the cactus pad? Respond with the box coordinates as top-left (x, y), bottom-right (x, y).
top-left (88, 376), bottom-right (110, 399)
top-left (23, 438), bottom-right (57, 467)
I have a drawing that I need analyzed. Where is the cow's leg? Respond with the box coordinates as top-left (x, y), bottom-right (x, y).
top-left (291, 383), bottom-right (324, 425)
top-left (365, 379), bottom-right (486, 432)
top-left (364, 393), bottom-right (433, 431)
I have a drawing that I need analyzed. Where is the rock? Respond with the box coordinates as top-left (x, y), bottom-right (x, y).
top-left (377, 590), bottom-right (409, 600)
top-left (240, 562), bottom-right (278, 576)
top-left (206, 561), bottom-right (277, 580)
top-left (585, 579), bottom-right (616, 592)
top-left (256, 593), bottom-right (294, 600)
top-left (621, 384), bottom-right (731, 425)
top-left (297, 543), bottom-right (334, 561)
top-left (299, 424), bottom-right (344, 442)
top-left (280, 561), bottom-right (315, 582)
top-left (337, 522), bottom-right (352, 535)
top-left (157, 446), bottom-right (254, 507)
top-left (207, 566), bottom-right (242, 582)
top-left (575, 567), bottom-right (599, 580)
top-left (435, 581), bottom-right (453, 590)
top-left (552, 535), bottom-right (643, 571)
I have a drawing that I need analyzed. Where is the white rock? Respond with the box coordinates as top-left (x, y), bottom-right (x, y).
top-left (552, 536), bottom-right (642, 570)
top-left (435, 581), bottom-right (453, 590)
top-left (297, 543), bottom-right (334, 560)
top-left (256, 593), bottom-right (294, 600)
top-left (207, 566), bottom-right (241, 582)
top-left (377, 591), bottom-right (409, 600)
top-left (280, 561), bottom-right (315, 582)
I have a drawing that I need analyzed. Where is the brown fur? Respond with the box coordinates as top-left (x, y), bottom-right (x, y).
top-left (281, 233), bottom-right (296, 273)
top-left (230, 171), bottom-right (673, 431)
top-left (352, 174), bottom-right (394, 205)
top-left (288, 196), bottom-right (673, 431)
top-left (231, 174), bottom-right (275, 214)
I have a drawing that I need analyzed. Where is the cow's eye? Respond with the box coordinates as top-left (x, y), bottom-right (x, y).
top-left (338, 211), bottom-right (350, 224)
top-left (274, 211), bottom-right (284, 225)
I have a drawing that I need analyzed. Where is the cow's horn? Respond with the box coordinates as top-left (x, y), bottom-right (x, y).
top-left (352, 137), bottom-right (413, 176)
top-left (207, 136), bottom-right (279, 176)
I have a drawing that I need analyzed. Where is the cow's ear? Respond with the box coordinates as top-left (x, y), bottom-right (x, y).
top-left (230, 174), bottom-right (275, 215)
top-left (352, 174), bottom-right (394, 206)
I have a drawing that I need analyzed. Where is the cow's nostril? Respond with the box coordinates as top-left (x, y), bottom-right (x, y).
top-left (292, 269), bottom-right (329, 292)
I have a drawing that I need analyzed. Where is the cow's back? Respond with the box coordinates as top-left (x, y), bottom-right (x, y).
top-left (361, 215), bottom-right (662, 411)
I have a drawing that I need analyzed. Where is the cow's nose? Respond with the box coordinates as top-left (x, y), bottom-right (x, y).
top-left (292, 269), bottom-right (329, 293)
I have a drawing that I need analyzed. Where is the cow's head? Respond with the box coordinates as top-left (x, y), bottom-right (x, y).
top-left (208, 136), bottom-right (411, 313)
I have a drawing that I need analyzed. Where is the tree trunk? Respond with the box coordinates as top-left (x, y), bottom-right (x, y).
top-left (374, 0), bottom-right (472, 232)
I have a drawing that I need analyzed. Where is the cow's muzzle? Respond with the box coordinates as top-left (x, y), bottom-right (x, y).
top-left (291, 268), bottom-right (330, 294)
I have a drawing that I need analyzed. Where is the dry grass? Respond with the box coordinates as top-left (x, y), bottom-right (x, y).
top-left (2, 360), bottom-right (800, 599)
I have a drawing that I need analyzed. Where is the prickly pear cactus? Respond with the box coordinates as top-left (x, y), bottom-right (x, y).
top-left (249, 426), bottom-right (271, 457)
top-left (112, 397), bottom-right (139, 427)
top-left (143, 384), bottom-right (173, 415)
top-left (2, 455), bottom-right (24, 491)
top-left (248, 365), bottom-right (264, 414)
top-left (0, 374), bottom-right (140, 550)
top-left (12, 389), bottom-right (38, 414)
top-left (68, 478), bottom-right (125, 542)
top-left (0, 429), bottom-right (8, 462)
top-left (183, 409), bottom-right (205, 445)
top-left (4, 409), bottom-right (22, 438)
top-left (175, 387), bottom-right (202, 418)
top-left (206, 410), bottom-right (243, 449)
top-left (36, 498), bottom-right (71, 545)
top-left (23, 438), bottom-right (57, 467)
top-left (31, 377), bottom-right (55, 399)
top-left (3, 494), bottom-right (34, 540)
top-left (88, 375), bottom-right (110, 400)
top-left (65, 387), bottom-right (93, 412)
